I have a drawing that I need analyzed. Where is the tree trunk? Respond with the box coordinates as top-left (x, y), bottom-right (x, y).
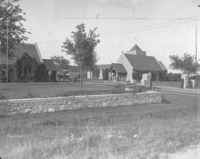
top-left (80, 65), bottom-right (83, 88)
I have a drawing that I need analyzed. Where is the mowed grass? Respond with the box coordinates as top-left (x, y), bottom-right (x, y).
top-left (0, 81), bottom-right (125, 99)
top-left (152, 81), bottom-right (182, 88)
top-left (0, 81), bottom-right (183, 100)
top-left (0, 94), bottom-right (199, 159)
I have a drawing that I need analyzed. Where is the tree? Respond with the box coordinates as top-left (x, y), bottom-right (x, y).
top-left (169, 53), bottom-right (199, 75)
top-left (50, 56), bottom-right (69, 69)
top-left (169, 53), bottom-right (199, 88)
top-left (0, 0), bottom-right (28, 56)
top-left (61, 23), bottom-right (100, 87)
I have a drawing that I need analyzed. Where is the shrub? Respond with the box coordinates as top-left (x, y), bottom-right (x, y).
top-left (166, 73), bottom-right (181, 81)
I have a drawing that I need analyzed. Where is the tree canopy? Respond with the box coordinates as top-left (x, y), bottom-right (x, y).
top-left (0, 0), bottom-right (28, 56)
top-left (50, 56), bottom-right (69, 69)
top-left (169, 53), bottom-right (199, 74)
top-left (61, 23), bottom-right (100, 70)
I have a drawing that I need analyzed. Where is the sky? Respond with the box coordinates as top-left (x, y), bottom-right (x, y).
top-left (19, 0), bottom-right (200, 71)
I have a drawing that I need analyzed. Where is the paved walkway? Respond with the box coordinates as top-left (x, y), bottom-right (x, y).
top-left (157, 86), bottom-right (200, 95)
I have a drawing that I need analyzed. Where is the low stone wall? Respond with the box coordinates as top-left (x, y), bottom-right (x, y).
top-left (0, 91), bottom-right (162, 115)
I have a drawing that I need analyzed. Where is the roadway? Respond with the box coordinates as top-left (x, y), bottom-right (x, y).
top-left (157, 86), bottom-right (200, 96)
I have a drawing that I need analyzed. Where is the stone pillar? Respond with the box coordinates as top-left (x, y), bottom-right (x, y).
top-left (108, 72), bottom-right (112, 80)
top-left (48, 71), bottom-right (51, 81)
top-left (87, 71), bottom-right (93, 80)
top-left (87, 71), bottom-right (91, 80)
top-left (191, 79), bottom-right (196, 88)
top-left (99, 68), bottom-right (103, 80)
top-left (141, 72), bottom-right (152, 88)
top-left (141, 73), bottom-right (146, 86)
top-left (182, 74), bottom-right (189, 89)
top-left (116, 71), bottom-right (119, 81)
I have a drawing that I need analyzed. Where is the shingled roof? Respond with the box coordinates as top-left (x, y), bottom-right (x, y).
top-left (128, 44), bottom-right (146, 56)
top-left (15, 43), bottom-right (42, 62)
top-left (0, 43), bottom-right (42, 64)
top-left (124, 54), bottom-right (163, 72)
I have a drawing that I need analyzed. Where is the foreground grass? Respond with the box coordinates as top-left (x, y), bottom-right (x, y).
top-left (0, 93), bottom-right (199, 159)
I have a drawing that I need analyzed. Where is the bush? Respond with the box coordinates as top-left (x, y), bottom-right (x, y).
top-left (166, 73), bottom-right (181, 81)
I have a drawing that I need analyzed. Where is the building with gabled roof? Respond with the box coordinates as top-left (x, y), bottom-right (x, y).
top-left (0, 43), bottom-right (42, 65)
top-left (0, 43), bottom-right (42, 82)
top-left (123, 53), bottom-right (162, 72)
top-left (87, 44), bottom-right (166, 82)
top-left (117, 44), bottom-right (167, 82)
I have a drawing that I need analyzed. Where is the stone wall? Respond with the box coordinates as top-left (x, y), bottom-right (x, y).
top-left (0, 91), bottom-right (162, 115)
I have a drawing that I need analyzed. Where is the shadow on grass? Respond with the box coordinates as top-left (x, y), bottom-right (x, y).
top-left (0, 93), bottom-right (7, 100)
top-left (61, 89), bottom-right (125, 97)
top-left (0, 114), bottom-right (9, 119)
top-left (162, 96), bottom-right (171, 104)
top-left (36, 119), bottom-right (64, 127)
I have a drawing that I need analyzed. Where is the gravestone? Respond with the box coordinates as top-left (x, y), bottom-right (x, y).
top-left (141, 73), bottom-right (152, 88)
top-left (182, 74), bottom-right (189, 89)
top-left (99, 69), bottom-right (103, 80)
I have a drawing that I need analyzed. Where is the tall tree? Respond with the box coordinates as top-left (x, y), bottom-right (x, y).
top-left (61, 23), bottom-right (100, 87)
top-left (169, 53), bottom-right (199, 75)
top-left (51, 56), bottom-right (69, 69)
top-left (0, 0), bottom-right (28, 56)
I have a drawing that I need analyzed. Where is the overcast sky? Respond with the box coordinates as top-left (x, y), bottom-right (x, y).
top-left (20, 0), bottom-right (200, 71)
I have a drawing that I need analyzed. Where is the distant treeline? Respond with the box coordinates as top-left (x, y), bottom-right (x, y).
top-left (158, 73), bottom-right (181, 81)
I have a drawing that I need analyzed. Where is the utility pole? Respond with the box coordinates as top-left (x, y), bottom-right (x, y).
top-left (6, 18), bottom-right (9, 82)
top-left (0, 41), bottom-right (1, 63)
top-left (0, 41), bottom-right (1, 81)
top-left (6, 0), bottom-right (9, 82)
top-left (195, 22), bottom-right (198, 63)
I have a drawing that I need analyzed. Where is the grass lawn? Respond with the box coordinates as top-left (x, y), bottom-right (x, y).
top-left (153, 81), bottom-right (182, 88)
top-left (0, 81), bottom-right (125, 99)
top-left (0, 81), bottom-right (183, 100)
top-left (0, 93), bottom-right (199, 159)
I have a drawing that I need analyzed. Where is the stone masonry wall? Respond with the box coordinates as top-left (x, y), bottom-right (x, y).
top-left (0, 91), bottom-right (162, 115)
